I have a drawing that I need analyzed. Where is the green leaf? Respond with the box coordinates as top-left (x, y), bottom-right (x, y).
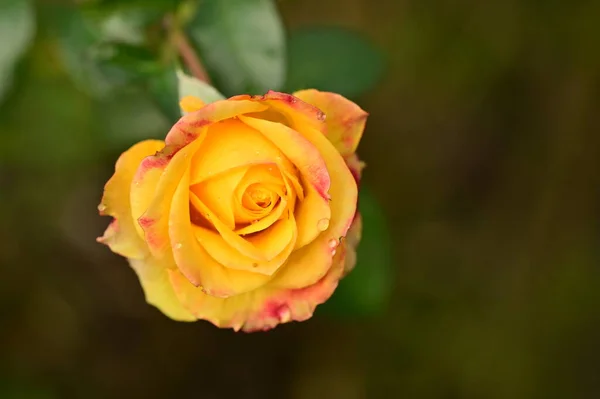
top-left (177, 69), bottom-right (225, 113)
top-left (0, 0), bottom-right (35, 102)
top-left (187, 0), bottom-right (285, 96)
top-left (319, 185), bottom-right (393, 317)
top-left (147, 66), bottom-right (180, 123)
top-left (286, 26), bottom-right (384, 99)
top-left (54, 7), bottom-right (124, 98)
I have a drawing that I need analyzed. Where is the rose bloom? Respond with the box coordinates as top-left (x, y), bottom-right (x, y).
top-left (98, 90), bottom-right (367, 332)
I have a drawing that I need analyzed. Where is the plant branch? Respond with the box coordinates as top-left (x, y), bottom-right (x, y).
top-left (172, 30), bottom-right (211, 84)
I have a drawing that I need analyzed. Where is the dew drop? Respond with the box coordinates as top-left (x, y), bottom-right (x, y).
top-left (251, 219), bottom-right (259, 224)
top-left (328, 238), bottom-right (338, 249)
top-left (98, 204), bottom-right (107, 212)
top-left (331, 249), bottom-right (337, 256)
top-left (317, 218), bottom-right (330, 231)
top-left (174, 243), bottom-right (183, 249)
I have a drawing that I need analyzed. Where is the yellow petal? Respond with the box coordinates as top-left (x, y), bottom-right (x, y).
top-left (270, 125), bottom-right (358, 290)
top-left (190, 119), bottom-right (295, 184)
top-left (190, 166), bottom-right (249, 231)
top-left (179, 95), bottom-right (206, 113)
top-left (239, 115), bottom-right (330, 200)
top-left (232, 164), bottom-right (286, 224)
top-left (98, 140), bottom-right (165, 259)
top-left (239, 116), bottom-right (331, 250)
top-left (169, 167), bottom-right (272, 295)
top-left (165, 99), bottom-right (268, 148)
top-left (168, 236), bottom-right (348, 332)
top-left (189, 191), bottom-right (297, 275)
top-left (138, 138), bottom-right (204, 260)
top-left (293, 89), bottom-right (368, 156)
top-left (128, 256), bottom-right (195, 321)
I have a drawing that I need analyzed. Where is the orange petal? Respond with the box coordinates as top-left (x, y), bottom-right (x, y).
top-left (341, 212), bottom-right (362, 277)
top-left (345, 152), bottom-right (366, 185)
top-left (190, 166), bottom-right (249, 231)
top-left (190, 119), bottom-right (294, 184)
top-left (190, 191), bottom-right (297, 275)
top-left (244, 91), bottom-right (327, 134)
top-left (269, 125), bottom-right (358, 290)
top-left (166, 99), bottom-right (268, 148)
top-left (98, 140), bottom-right (165, 259)
top-left (128, 256), bottom-right (195, 321)
top-left (138, 138), bottom-right (204, 260)
top-left (293, 89), bottom-right (368, 156)
top-left (167, 238), bottom-right (347, 332)
top-left (239, 115), bottom-right (330, 200)
top-left (169, 167), bottom-right (273, 295)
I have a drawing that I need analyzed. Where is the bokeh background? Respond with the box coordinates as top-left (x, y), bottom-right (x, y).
top-left (2, 0), bottom-right (600, 398)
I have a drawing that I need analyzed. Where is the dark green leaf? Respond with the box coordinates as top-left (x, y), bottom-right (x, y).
top-left (0, 0), bottom-right (35, 102)
top-left (147, 66), bottom-right (180, 123)
top-left (319, 185), bottom-right (393, 317)
top-left (187, 0), bottom-right (285, 96)
top-left (177, 70), bottom-right (225, 114)
top-left (286, 26), bottom-right (384, 98)
top-left (54, 7), bottom-right (124, 97)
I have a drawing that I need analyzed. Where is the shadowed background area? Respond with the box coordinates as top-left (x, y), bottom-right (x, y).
top-left (1, 0), bottom-right (600, 398)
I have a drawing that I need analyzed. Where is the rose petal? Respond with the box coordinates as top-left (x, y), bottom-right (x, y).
top-left (190, 166), bottom-right (248, 231)
top-left (293, 89), bottom-right (368, 156)
top-left (137, 138), bottom-right (204, 260)
top-left (239, 116), bottom-right (332, 249)
top-left (166, 99), bottom-right (268, 148)
top-left (128, 256), bottom-right (195, 321)
top-left (167, 238), bottom-right (347, 331)
top-left (269, 125), bottom-right (358, 290)
top-left (98, 140), bottom-right (165, 259)
top-left (190, 119), bottom-right (295, 184)
top-left (190, 191), bottom-right (297, 275)
top-left (239, 115), bottom-right (330, 200)
top-left (169, 167), bottom-right (273, 296)
top-left (341, 212), bottom-right (362, 277)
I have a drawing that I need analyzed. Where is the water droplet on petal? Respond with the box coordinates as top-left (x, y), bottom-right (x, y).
top-left (331, 249), bottom-right (336, 256)
top-left (174, 243), bottom-right (183, 249)
top-left (98, 204), bottom-right (107, 212)
top-left (317, 218), bottom-right (330, 231)
top-left (328, 238), bottom-right (338, 249)
top-left (251, 219), bottom-right (259, 224)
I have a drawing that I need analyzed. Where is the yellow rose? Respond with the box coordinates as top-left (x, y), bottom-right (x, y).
top-left (97, 90), bottom-right (367, 331)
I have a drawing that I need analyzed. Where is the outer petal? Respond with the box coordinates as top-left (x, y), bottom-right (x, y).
top-left (128, 257), bottom-right (195, 321)
top-left (98, 140), bottom-right (165, 259)
top-left (138, 138), bottom-right (204, 260)
top-left (239, 116), bottom-right (331, 249)
top-left (166, 99), bottom-right (268, 148)
top-left (267, 126), bottom-right (358, 290)
top-left (168, 238), bottom-right (348, 332)
top-left (341, 212), bottom-right (362, 277)
top-left (293, 89), bottom-right (368, 156)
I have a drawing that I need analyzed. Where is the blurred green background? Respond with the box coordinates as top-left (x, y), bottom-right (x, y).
top-left (1, 0), bottom-right (600, 398)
